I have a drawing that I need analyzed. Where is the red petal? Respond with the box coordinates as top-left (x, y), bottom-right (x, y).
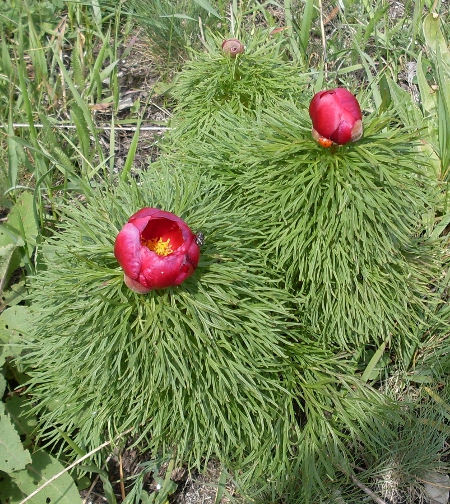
top-left (123, 274), bottom-right (152, 294)
top-left (334, 120), bottom-right (353, 144)
top-left (173, 239), bottom-right (201, 285)
top-left (334, 88), bottom-right (362, 120)
top-left (139, 249), bottom-right (180, 289)
top-left (114, 223), bottom-right (142, 279)
top-left (141, 218), bottom-right (184, 251)
top-left (129, 207), bottom-right (161, 221)
top-left (309, 91), bottom-right (341, 139)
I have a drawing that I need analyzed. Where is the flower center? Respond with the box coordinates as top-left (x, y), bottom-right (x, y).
top-left (142, 237), bottom-right (174, 256)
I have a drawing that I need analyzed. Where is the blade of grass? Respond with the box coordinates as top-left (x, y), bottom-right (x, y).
top-left (285, 0), bottom-right (303, 65)
top-left (214, 466), bottom-right (228, 504)
top-left (192, 0), bottom-right (222, 19)
top-left (7, 108), bottom-right (18, 190)
top-left (423, 386), bottom-right (450, 422)
top-left (17, 21), bottom-right (50, 227)
top-left (120, 97), bottom-right (152, 182)
top-left (361, 335), bottom-right (391, 383)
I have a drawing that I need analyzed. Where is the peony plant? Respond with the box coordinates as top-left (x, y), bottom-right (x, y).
top-left (182, 98), bottom-right (447, 352)
top-left (13, 20), bottom-right (450, 503)
top-left (19, 166), bottom-right (403, 504)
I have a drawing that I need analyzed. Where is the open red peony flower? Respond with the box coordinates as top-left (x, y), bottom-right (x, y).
top-left (114, 208), bottom-right (200, 293)
top-left (309, 88), bottom-right (363, 146)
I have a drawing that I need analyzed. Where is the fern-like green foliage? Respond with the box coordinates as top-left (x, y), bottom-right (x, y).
top-left (20, 167), bottom-right (402, 502)
top-left (167, 29), bottom-right (307, 147)
top-left (237, 106), bottom-right (446, 350)
top-left (168, 99), bottom-right (447, 350)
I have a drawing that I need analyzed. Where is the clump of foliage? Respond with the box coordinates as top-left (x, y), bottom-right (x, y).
top-left (172, 32), bottom-right (304, 129)
top-left (196, 103), bottom-right (447, 352)
top-left (3, 0), bottom-right (450, 503)
top-left (15, 167), bottom-right (407, 503)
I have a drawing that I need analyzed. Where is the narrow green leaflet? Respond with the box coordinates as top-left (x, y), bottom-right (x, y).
top-left (11, 451), bottom-right (82, 504)
top-left (0, 401), bottom-right (32, 473)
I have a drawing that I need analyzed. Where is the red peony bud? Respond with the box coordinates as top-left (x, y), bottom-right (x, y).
top-left (309, 88), bottom-right (363, 146)
top-left (114, 208), bottom-right (200, 293)
top-left (221, 38), bottom-right (244, 57)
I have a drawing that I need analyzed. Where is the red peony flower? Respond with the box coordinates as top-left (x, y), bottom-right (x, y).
top-left (114, 208), bottom-right (200, 293)
top-left (309, 88), bottom-right (363, 146)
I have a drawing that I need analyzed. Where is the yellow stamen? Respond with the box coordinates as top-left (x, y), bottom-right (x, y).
top-left (142, 237), bottom-right (173, 256)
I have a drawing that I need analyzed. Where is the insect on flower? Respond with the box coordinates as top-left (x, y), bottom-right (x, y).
top-left (195, 231), bottom-right (205, 247)
top-left (318, 137), bottom-right (333, 148)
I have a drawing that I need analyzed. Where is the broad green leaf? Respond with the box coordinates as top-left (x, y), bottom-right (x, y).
top-left (5, 396), bottom-right (38, 449)
top-left (0, 472), bottom-right (25, 503)
top-left (2, 192), bottom-right (38, 257)
top-left (435, 44), bottom-right (450, 181)
top-left (0, 305), bottom-right (32, 365)
top-left (417, 52), bottom-right (438, 119)
top-left (0, 402), bottom-right (32, 473)
top-left (1, 280), bottom-right (27, 308)
top-left (361, 335), bottom-right (391, 383)
top-left (0, 223), bottom-right (19, 247)
top-left (423, 13), bottom-right (450, 62)
top-left (73, 475), bottom-right (91, 491)
top-left (11, 451), bottom-right (82, 504)
top-left (0, 244), bottom-right (21, 295)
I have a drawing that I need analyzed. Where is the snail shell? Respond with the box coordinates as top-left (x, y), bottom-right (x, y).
top-left (222, 38), bottom-right (244, 57)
